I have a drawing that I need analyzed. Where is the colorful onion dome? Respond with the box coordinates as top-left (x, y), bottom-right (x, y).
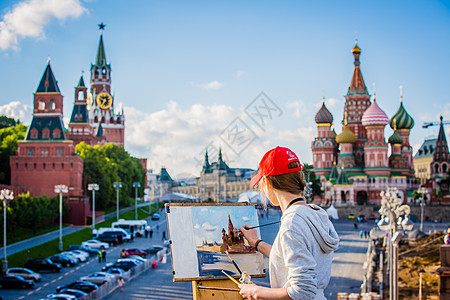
top-left (352, 42), bottom-right (361, 54)
top-left (315, 98), bottom-right (333, 124)
top-left (361, 99), bottom-right (389, 126)
top-left (389, 100), bottom-right (414, 130)
top-left (388, 131), bottom-right (403, 144)
top-left (336, 116), bottom-right (356, 144)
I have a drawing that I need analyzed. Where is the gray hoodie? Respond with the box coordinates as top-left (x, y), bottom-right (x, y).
top-left (269, 204), bottom-right (339, 300)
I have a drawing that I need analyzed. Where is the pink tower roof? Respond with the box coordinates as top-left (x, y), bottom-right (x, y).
top-left (361, 99), bottom-right (389, 126)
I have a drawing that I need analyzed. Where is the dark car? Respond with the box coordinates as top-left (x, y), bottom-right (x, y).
top-left (49, 254), bottom-right (77, 267)
top-left (0, 275), bottom-right (34, 289)
top-left (120, 248), bottom-right (147, 258)
top-left (56, 281), bottom-right (98, 294)
top-left (102, 260), bottom-right (138, 272)
top-left (58, 288), bottom-right (89, 299)
top-left (25, 258), bottom-right (62, 273)
top-left (143, 245), bottom-right (165, 255)
top-left (96, 232), bottom-right (120, 246)
top-left (67, 245), bottom-right (98, 256)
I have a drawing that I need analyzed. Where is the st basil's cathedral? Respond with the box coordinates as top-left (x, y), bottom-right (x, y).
top-left (312, 42), bottom-right (419, 205)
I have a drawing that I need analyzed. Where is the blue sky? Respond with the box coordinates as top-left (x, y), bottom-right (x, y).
top-left (1, 0), bottom-right (449, 177)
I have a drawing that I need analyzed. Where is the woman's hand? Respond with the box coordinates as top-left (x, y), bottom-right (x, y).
top-left (239, 225), bottom-right (259, 247)
top-left (239, 283), bottom-right (260, 300)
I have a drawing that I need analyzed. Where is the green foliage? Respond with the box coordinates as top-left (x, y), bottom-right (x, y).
top-left (0, 121), bottom-right (27, 184)
top-left (75, 142), bottom-right (146, 211)
top-left (0, 193), bottom-right (69, 245)
top-left (0, 116), bottom-right (17, 129)
top-left (303, 163), bottom-right (323, 197)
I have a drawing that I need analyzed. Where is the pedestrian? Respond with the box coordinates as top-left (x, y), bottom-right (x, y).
top-left (162, 230), bottom-right (166, 241)
top-left (118, 276), bottom-right (125, 292)
top-left (364, 230), bottom-right (368, 238)
top-left (150, 228), bottom-right (153, 238)
top-left (97, 250), bottom-right (102, 263)
top-left (130, 227), bottom-right (134, 241)
top-left (145, 226), bottom-right (149, 238)
top-left (354, 222), bottom-right (358, 229)
top-left (444, 228), bottom-right (450, 245)
top-left (102, 248), bottom-right (106, 262)
top-left (238, 146), bottom-right (339, 300)
top-left (360, 230), bottom-right (364, 239)
top-left (156, 224), bottom-right (160, 232)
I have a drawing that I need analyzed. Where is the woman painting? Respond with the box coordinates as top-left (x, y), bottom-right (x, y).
top-left (239, 146), bottom-right (339, 300)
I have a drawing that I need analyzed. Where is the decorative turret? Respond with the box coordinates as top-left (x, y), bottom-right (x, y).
top-left (361, 98), bottom-right (389, 127)
top-left (202, 150), bottom-right (211, 173)
top-left (336, 113), bottom-right (356, 169)
top-left (431, 116), bottom-right (450, 178)
top-left (389, 119), bottom-right (406, 170)
top-left (389, 94), bottom-right (414, 130)
top-left (348, 41), bottom-right (367, 95)
top-left (315, 98), bottom-right (333, 124)
top-left (388, 119), bottom-right (403, 145)
top-left (329, 160), bottom-right (339, 182)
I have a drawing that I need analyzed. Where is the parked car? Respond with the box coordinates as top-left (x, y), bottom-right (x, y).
top-left (104, 267), bottom-right (128, 280)
top-left (56, 281), bottom-right (98, 294)
top-left (348, 213), bottom-right (356, 219)
top-left (67, 245), bottom-right (98, 256)
top-left (25, 258), bottom-right (61, 273)
top-left (6, 267), bottom-right (42, 282)
top-left (79, 272), bottom-right (115, 285)
top-left (63, 250), bottom-right (88, 262)
top-left (102, 260), bottom-right (138, 272)
top-left (48, 254), bottom-right (77, 267)
top-left (59, 252), bottom-right (80, 263)
top-left (0, 275), bottom-right (34, 289)
top-left (38, 294), bottom-right (77, 300)
top-left (96, 232), bottom-right (120, 246)
top-left (120, 248), bottom-right (147, 258)
top-left (93, 227), bottom-right (131, 241)
top-left (151, 213), bottom-right (160, 220)
top-left (143, 245), bottom-right (166, 255)
top-left (81, 239), bottom-right (109, 250)
top-left (57, 288), bottom-right (88, 299)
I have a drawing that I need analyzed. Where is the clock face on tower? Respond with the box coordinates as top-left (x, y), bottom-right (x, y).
top-left (96, 92), bottom-right (113, 109)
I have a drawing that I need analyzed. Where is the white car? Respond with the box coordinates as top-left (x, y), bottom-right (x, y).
top-left (63, 251), bottom-right (88, 262)
top-left (81, 239), bottom-right (109, 249)
top-left (6, 267), bottom-right (42, 282)
top-left (79, 272), bottom-right (115, 285)
top-left (104, 267), bottom-right (129, 280)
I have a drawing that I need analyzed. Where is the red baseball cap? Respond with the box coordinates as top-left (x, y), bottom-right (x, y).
top-left (250, 146), bottom-right (303, 186)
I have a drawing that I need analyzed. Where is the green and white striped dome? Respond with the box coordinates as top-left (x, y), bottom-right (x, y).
top-left (389, 102), bottom-right (414, 130)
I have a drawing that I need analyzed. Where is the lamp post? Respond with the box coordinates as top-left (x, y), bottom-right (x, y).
top-left (377, 187), bottom-right (414, 300)
top-left (418, 187), bottom-right (427, 232)
top-left (88, 184), bottom-right (99, 232)
top-left (132, 182), bottom-right (141, 219)
top-left (113, 182), bottom-right (122, 220)
top-left (0, 189), bottom-right (13, 272)
top-left (54, 185), bottom-right (68, 252)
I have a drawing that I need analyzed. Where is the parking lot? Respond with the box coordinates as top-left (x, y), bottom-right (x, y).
top-left (0, 215), bottom-right (168, 300)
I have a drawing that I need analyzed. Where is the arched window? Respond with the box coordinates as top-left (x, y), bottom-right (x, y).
top-left (101, 116), bottom-right (105, 123)
top-left (38, 99), bottom-right (45, 110)
top-left (94, 116), bottom-right (98, 123)
top-left (443, 164), bottom-right (448, 173)
top-left (95, 67), bottom-right (99, 75)
top-left (78, 90), bottom-right (84, 100)
top-left (53, 129), bottom-right (60, 139)
top-left (49, 99), bottom-right (55, 110)
top-left (102, 67), bottom-right (107, 75)
top-left (435, 164), bottom-right (440, 173)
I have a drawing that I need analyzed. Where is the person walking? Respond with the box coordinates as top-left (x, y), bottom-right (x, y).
top-left (101, 248), bottom-right (106, 262)
top-left (360, 230), bottom-right (364, 239)
top-left (118, 276), bottom-right (125, 292)
top-left (97, 250), bottom-right (102, 263)
top-left (150, 228), bottom-right (153, 238)
top-left (444, 228), bottom-right (450, 245)
top-left (239, 146), bottom-right (339, 300)
top-left (162, 230), bottom-right (166, 241)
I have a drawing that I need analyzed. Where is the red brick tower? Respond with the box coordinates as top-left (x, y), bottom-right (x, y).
top-left (344, 42), bottom-right (371, 167)
top-left (431, 116), bottom-right (450, 178)
top-left (361, 96), bottom-right (390, 176)
top-left (388, 119), bottom-right (406, 170)
top-left (312, 98), bottom-right (338, 176)
top-left (9, 62), bottom-right (84, 199)
top-left (88, 25), bottom-right (125, 147)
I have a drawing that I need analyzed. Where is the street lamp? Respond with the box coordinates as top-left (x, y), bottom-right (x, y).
top-left (132, 182), bottom-right (141, 219)
top-left (377, 187), bottom-right (414, 300)
top-left (418, 187), bottom-right (427, 232)
top-left (88, 184), bottom-right (99, 232)
top-left (113, 182), bottom-right (122, 220)
top-left (0, 189), bottom-right (13, 272)
top-left (54, 185), bottom-right (68, 252)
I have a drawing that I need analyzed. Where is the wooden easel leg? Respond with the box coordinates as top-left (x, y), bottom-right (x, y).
top-left (192, 279), bottom-right (243, 300)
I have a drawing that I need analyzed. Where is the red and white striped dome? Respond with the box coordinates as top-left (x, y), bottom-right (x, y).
top-left (361, 99), bottom-right (389, 126)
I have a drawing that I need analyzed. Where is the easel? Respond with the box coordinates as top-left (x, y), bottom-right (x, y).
top-left (192, 278), bottom-right (242, 300)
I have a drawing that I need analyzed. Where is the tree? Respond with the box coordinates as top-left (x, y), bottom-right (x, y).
top-left (0, 120), bottom-right (27, 184)
top-left (0, 116), bottom-right (17, 129)
top-left (75, 142), bottom-right (146, 211)
top-left (302, 163), bottom-right (322, 197)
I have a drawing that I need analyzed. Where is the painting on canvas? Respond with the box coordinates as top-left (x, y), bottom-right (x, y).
top-left (166, 203), bottom-right (265, 281)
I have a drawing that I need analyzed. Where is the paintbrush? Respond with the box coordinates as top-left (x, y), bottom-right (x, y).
top-left (225, 251), bottom-right (242, 275)
top-left (222, 270), bottom-right (240, 286)
top-left (245, 220), bottom-right (280, 230)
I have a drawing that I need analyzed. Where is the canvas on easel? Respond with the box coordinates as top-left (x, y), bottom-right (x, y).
top-left (166, 203), bottom-right (265, 281)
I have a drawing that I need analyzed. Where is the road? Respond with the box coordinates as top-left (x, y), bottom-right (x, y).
top-left (0, 211), bottom-right (166, 300)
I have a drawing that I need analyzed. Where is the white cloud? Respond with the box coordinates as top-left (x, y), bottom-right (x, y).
top-left (287, 101), bottom-right (307, 118)
top-left (0, 0), bottom-right (87, 50)
top-left (0, 101), bottom-right (32, 123)
top-left (197, 80), bottom-right (224, 90)
top-left (235, 71), bottom-right (245, 79)
top-left (326, 97), bottom-right (340, 109)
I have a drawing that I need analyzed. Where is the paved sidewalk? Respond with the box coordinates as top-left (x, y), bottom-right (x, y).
top-left (0, 202), bottom-right (153, 258)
